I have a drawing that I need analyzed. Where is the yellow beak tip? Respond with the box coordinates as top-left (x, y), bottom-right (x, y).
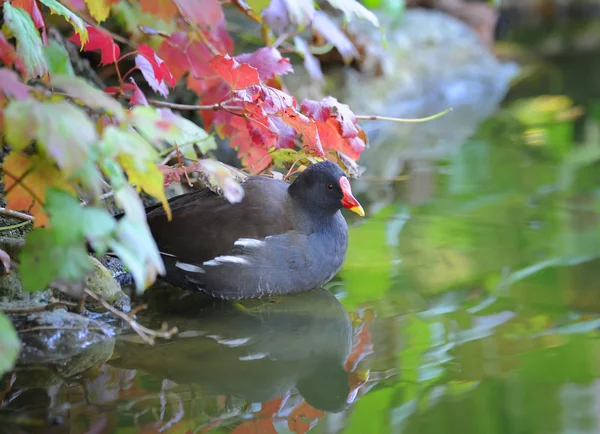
top-left (350, 205), bottom-right (365, 217)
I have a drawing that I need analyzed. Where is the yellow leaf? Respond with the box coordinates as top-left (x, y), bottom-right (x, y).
top-left (85, 0), bottom-right (111, 23)
top-left (118, 155), bottom-right (172, 220)
top-left (2, 152), bottom-right (75, 227)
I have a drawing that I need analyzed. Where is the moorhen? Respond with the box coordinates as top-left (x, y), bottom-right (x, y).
top-left (146, 161), bottom-right (365, 299)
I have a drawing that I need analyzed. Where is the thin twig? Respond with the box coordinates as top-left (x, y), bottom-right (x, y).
top-left (0, 208), bottom-right (34, 222)
top-left (128, 303), bottom-right (148, 319)
top-left (84, 288), bottom-right (177, 345)
top-left (2, 301), bottom-right (78, 314)
top-left (354, 108), bottom-right (453, 123)
top-left (229, 0), bottom-right (262, 23)
top-left (148, 100), bottom-right (224, 111)
top-left (0, 221), bottom-right (30, 231)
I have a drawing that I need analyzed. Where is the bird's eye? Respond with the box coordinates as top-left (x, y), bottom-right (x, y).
top-left (327, 183), bottom-right (334, 191)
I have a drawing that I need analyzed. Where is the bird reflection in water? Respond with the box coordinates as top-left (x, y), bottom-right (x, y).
top-left (110, 287), bottom-right (374, 432)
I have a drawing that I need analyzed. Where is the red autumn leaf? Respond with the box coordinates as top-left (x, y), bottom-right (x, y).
top-left (234, 47), bottom-right (293, 81)
top-left (209, 54), bottom-right (260, 90)
top-left (135, 45), bottom-right (175, 97)
top-left (174, 0), bottom-right (224, 29)
top-left (279, 107), bottom-right (324, 156)
top-left (104, 82), bottom-right (136, 96)
top-left (301, 96), bottom-right (360, 138)
top-left (137, 44), bottom-right (175, 86)
top-left (159, 32), bottom-right (216, 82)
top-left (128, 78), bottom-right (149, 106)
top-left (68, 24), bottom-right (120, 65)
top-left (0, 35), bottom-right (25, 75)
top-left (0, 68), bottom-right (30, 100)
top-left (139, 0), bottom-right (178, 20)
top-left (214, 111), bottom-right (273, 173)
top-left (13, 0), bottom-right (45, 29)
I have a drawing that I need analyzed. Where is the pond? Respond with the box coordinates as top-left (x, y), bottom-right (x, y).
top-left (4, 11), bottom-right (600, 434)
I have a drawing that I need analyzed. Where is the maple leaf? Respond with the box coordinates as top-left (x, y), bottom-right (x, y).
top-left (159, 32), bottom-right (214, 82)
top-left (84, 0), bottom-right (114, 23)
top-left (3, 2), bottom-right (48, 79)
top-left (128, 77), bottom-right (149, 105)
top-left (234, 47), bottom-right (293, 81)
top-left (39, 0), bottom-right (89, 44)
top-left (0, 33), bottom-right (25, 73)
top-left (104, 80), bottom-right (147, 106)
top-left (300, 96), bottom-right (366, 159)
top-left (293, 36), bottom-right (323, 81)
top-left (174, 0), bottom-right (224, 29)
top-left (52, 75), bottom-right (126, 121)
top-left (135, 44), bottom-right (176, 97)
top-left (12, 0), bottom-right (44, 29)
top-left (2, 152), bottom-right (75, 227)
top-left (44, 40), bottom-right (75, 76)
top-left (68, 24), bottom-right (120, 65)
top-left (324, 0), bottom-right (380, 28)
top-left (4, 99), bottom-right (98, 175)
top-left (101, 126), bottom-right (171, 219)
top-left (139, 0), bottom-right (178, 20)
top-left (129, 106), bottom-right (217, 155)
top-left (312, 11), bottom-right (358, 63)
top-left (110, 186), bottom-right (166, 290)
top-left (0, 68), bottom-right (30, 100)
top-left (262, 0), bottom-right (314, 32)
top-left (209, 54), bottom-right (260, 90)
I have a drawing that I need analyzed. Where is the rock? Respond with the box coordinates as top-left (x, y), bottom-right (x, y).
top-left (337, 9), bottom-right (518, 211)
top-left (84, 256), bottom-right (130, 311)
top-left (11, 310), bottom-right (115, 373)
top-left (0, 270), bottom-right (24, 299)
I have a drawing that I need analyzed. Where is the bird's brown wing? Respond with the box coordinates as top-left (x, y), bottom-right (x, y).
top-left (146, 176), bottom-right (294, 264)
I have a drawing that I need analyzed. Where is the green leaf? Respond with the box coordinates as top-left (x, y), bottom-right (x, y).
top-left (100, 127), bottom-right (171, 216)
top-left (4, 99), bottom-right (97, 175)
top-left (245, 0), bottom-right (271, 13)
top-left (20, 228), bottom-right (93, 291)
top-left (3, 2), bottom-right (48, 79)
top-left (51, 75), bottom-right (126, 122)
top-left (324, 0), bottom-right (380, 27)
top-left (44, 40), bottom-right (75, 76)
top-left (111, 186), bottom-right (165, 291)
top-left (45, 189), bottom-right (116, 250)
top-left (38, 0), bottom-right (89, 44)
top-left (19, 189), bottom-right (116, 292)
top-left (0, 313), bottom-right (20, 376)
top-left (129, 106), bottom-right (217, 154)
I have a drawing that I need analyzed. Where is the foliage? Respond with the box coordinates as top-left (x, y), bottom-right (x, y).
top-left (0, 0), bottom-right (378, 299)
top-left (0, 312), bottom-right (20, 376)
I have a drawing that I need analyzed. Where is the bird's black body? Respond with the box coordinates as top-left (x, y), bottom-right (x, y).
top-left (147, 161), bottom-right (363, 299)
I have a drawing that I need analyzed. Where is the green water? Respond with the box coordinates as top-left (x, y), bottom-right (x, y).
top-left (5, 18), bottom-right (600, 434)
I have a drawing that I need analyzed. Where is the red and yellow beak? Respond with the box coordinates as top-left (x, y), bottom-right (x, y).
top-left (339, 176), bottom-right (365, 217)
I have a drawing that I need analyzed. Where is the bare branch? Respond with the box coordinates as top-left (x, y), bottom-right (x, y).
top-left (354, 108), bottom-right (453, 123)
top-left (0, 208), bottom-right (34, 222)
top-left (84, 289), bottom-right (177, 345)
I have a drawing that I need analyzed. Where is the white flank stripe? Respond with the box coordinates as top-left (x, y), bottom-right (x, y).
top-left (234, 238), bottom-right (265, 248)
top-left (175, 261), bottom-right (205, 273)
top-left (239, 352), bottom-right (267, 361)
top-left (204, 255), bottom-right (248, 266)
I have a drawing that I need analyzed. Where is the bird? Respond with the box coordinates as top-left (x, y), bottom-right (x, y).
top-left (145, 161), bottom-right (365, 299)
